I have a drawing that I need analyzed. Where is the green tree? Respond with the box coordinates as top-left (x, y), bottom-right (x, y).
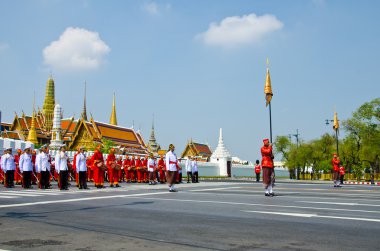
top-left (343, 98), bottom-right (380, 179)
top-left (274, 136), bottom-right (295, 178)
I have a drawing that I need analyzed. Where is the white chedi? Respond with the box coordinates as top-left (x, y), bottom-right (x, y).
top-left (211, 128), bottom-right (231, 160)
top-left (50, 104), bottom-right (64, 149)
top-left (211, 128), bottom-right (232, 176)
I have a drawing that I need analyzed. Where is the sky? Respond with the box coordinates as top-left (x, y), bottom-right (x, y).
top-left (0, 0), bottom-right (379, 162)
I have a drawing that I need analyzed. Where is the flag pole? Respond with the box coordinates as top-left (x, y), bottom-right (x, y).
top-left (264, 58), bottom-right (273, 143)
top-left (269, 102), bottom-right (273, 143)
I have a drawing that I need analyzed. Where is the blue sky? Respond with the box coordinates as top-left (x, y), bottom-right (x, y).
top-left (0, 0), bottom-right (379, 162)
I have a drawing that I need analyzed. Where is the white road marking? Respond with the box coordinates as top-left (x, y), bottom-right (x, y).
top-left (0, 195), bottom-right (18, 199)
top-left (182, 191), bottom-right (380, 203)
top-left (0, 191), bottom-right (170, 209)
top-left (0, 192), bottom-right (41, 197)
top-left (242, 210), bottom-right (380, 223)
top-left (0, 190), bottom-right (61, 196)
top-left (136, 197), bottom-right (380, 214)
top-left (188, 187), bottom-right (242, 192)
top-left (296, 201), bottom-right (380, 207)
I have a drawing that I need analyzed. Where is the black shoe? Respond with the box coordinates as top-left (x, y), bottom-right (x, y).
top-left (270, 192), bottom-right (275, 196)
top-left (115, 184), bottom-right (120, 187)
top-left (84, 187), bottom-right (90, 190)
top-left (110, 184), bottom-right (114, 188)
top-left (79, 187), bottom-right (83, 189)
top-left (265, 193), bottom-right (270, 197)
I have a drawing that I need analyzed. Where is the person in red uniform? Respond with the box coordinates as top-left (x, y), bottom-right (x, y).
top-left (14, 149), bottom-right (22, 185)
top-left (254, 160), bottom-right (261, 182)
top-left (91, 144), bottom-right (105, 188)
top-left (106, 148), bottom-right (120, 187)
top-left (135, 156), bottom-right (142, 183)
top-left (261, 138), bottom-right (275, 196)
top-left (157, 155), bottom-right (166, 183)
top-left (142, 155), bottom-right (148, 183)
top-left (130, 156), bottom-right (136, 182)
top-left (123, 155), bottom-right (130, 183)
top-left (86, 154), bottom-right (93, 182)
top-left (117, 156), bottom-right (123, 183)
top-left (72, 147), bottom-right (80, 187)
top-left (31, 150), bottom-right (37, 185)
top-left (332, 153), bottom-right (341, 187)
top-left (339, 165), bottom-right (345, 186)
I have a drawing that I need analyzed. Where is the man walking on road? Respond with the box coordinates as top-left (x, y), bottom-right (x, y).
top-left (165, 144), bottom-right (178, 192)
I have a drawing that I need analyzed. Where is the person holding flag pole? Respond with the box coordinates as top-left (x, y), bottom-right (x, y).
top-left (262, 58), bottom-right (275, 196)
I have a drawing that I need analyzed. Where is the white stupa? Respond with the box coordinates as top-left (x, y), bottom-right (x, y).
top-left (211, 128), bottom-right (232, 176)
top-left (49, 104), bottom-right (64, 149)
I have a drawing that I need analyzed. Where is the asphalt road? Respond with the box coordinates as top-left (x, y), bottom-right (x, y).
top-left (0, 181), bottom-right (379, 251)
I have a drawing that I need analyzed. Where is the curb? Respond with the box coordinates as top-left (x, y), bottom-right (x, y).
top-left (343, 181), bottom-right (380, 186)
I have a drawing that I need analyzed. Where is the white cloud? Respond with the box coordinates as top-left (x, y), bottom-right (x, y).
top-left (196, 13), bottom-right (283, 48)
top-left (142, 2), bottom-right (171, 16)
top-left (43, 27), bottom-right (110, 71)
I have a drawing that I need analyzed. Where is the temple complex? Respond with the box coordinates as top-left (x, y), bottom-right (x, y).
top-left (1, 76), bottom-right (149, 155)
top-left (180, 139), bottom-right (212, 162)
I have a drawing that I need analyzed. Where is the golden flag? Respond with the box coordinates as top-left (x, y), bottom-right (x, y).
top-left (333, 111), bottom-right (339, 131)
top-left (264, 67), bottom-right (273, 107)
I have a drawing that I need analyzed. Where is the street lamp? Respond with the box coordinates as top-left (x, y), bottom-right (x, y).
top-left (289, 129), bottom-right (300, 180)
top-left (325, 119), bottom-right (339, 154)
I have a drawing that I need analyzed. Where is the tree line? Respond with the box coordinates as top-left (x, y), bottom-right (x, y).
top-left (274, 98), bottom-right (380, 179)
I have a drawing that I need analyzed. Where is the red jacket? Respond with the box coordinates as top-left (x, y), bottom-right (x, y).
top-left (332, 157), bottom-right (340, 172)
top-left (254, 164), bottom-right (261, 174)
top-left (339, 166), bottom-right (345, 175)
top-left (106, 153), bottom-right (116, 168)
top-left (158, 159), bottom-right (165, 170)
top-left (261, 145), bottom-right (274, 168)
top-left (91, 150), bottom-right (104, 169)
top-left (123, 159), bottom-right (130, 169)
top-left (135, 159), bottom-right (142, 169)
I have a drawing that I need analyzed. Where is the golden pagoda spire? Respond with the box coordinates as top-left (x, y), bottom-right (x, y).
top-left (27, 92), bottom-right (38, 144)
top-left (264, 58), bottom-right (273, 107)
top-left (81, 81), bottom-right (88, 121)
top-left (42, 75), bottom-right (55, 132)
top-left (109, 93), bottom-right (118, 125)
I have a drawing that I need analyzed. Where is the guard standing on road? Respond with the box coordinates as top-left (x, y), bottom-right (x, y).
top-left (19, 146), bottom-right (33, 188)
top-left (191, 157), bottom-right (199, 183)
top-left (55, 146), bottom-right (69, 190)
top-left (1, 148), bottom-right (16, 188)
top-left (261, 139), bottom-right (275, 196)
top-left (254, 160), bottom-right (261, 182)
top-left (76, 146), bottom-right (88, 189)
top-left (339, 165), bottom-right (345, 185)
top-left (332, 153), bottom-right (341, 187)
top-left (165, 144), bottom-right (178, 192)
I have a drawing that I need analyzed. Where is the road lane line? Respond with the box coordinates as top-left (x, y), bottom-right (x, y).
top-left (0, 195), bottom-right (19, 199)
top-left (242, 210), bottom-right (380, 223)
top-left (0, 192), bottom-right (41, 197)
top-left (135, 197), bottom-right (380, 214)
top-left (188, 187), bottom-right (242, 192)
top-left (296, 201), bottom-right (380, 207)
top-left (0, 191), bottom-right (170, 209)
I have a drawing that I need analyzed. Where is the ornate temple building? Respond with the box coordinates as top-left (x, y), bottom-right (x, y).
top-left (147, 119), bottom-right (161, 154)
top-left (1, 76), bottom-right (149, 155)
top-left (180, 139), bottom-right (212, 162)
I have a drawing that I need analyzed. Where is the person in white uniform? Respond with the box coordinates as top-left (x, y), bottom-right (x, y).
top-left (147, 153), bottom-right (157, 185)
top-left (165, 144), bottom-right (178, 192)
top-left (1, 148), bottom-right (16, 188)
top-left (191, 157), bottom-right (199, 183)
top-left (55, 146), bottom-right (69, 190)
top-left (76, 146), bottom-right (88, 189)
top-left (185, 156), bottom-right (193, 183)
top-left (19, 146), bottom-right (33, 188)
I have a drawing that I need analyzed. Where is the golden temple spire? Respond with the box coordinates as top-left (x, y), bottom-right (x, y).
top-left (27, 92), bottom-right (38, 144)
top-left (264, 58), bottom-right (273, 107)
top-left (333, 111), bottom-right (339, 132)
top-left (42, 76), bottom-right (55, 132)
top-left (81, 81), bottom-right (88, 121)
top-left (109, 93), bottom-right (118, 125)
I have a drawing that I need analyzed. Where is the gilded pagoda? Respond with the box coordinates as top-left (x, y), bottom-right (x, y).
top-left (2, 76), bottom-right (148, 155)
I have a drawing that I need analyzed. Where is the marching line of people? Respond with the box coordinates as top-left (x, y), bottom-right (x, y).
top-left (0, 143), bottom-right (200, 193)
